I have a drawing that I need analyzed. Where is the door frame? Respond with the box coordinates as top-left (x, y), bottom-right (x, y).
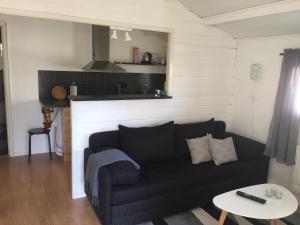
top-left (0, 21), bottom-right (14, 157)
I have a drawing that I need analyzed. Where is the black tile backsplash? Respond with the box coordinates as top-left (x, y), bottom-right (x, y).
top-left (38, 70), bottom-right (166, 98)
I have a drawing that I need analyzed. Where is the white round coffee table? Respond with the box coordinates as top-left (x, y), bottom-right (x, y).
top-left (213, 183), bottom-right (298, 225)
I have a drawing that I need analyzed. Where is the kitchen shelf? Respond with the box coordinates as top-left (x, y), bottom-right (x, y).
top-left (114, 62), bottom-right (166, 66)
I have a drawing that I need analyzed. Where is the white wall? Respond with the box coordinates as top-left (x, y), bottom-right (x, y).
top-left (1, 15), bottom-right (91, 156)
top-left (231, 34), bottom-right (300, 190)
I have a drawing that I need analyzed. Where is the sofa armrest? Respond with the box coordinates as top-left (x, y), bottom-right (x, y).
top-left (106, 161), bottom-right (140, 185)
top-left (84, 148), bottom-right (94, 178)
top-left (84, 148), bottom-right (112, 223)
top-left (98, 167), bottom-right (112, 224)
top-left (221, 132), bottom-right (267, 161)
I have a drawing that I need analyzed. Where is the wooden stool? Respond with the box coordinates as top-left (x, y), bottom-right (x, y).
top-left (28, 128), bottom-right (52, 162)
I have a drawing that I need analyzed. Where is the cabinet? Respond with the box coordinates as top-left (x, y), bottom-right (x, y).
top-left (63, 108), bottom-right (71, 162)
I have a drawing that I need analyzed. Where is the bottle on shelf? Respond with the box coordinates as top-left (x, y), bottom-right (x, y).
top-left (133, 47), bottom-right (139, 64)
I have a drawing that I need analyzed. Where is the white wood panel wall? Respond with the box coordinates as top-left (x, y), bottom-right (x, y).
top-left (0, 0), bottom-right (237, 198)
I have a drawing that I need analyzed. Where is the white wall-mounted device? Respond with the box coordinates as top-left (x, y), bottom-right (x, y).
top-left (250, 63), bottom-right (263, 80)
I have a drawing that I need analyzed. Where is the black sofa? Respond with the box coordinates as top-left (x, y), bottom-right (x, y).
top-left (84, 120), bottom-right (269, 225)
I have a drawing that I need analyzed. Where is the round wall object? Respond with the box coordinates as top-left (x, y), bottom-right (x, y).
top-left (52, 86), bottom-right (67, 100)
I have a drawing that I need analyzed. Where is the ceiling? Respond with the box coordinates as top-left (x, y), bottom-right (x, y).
top-left (217, 10), bottom-right (300, 38)
top-left (179, 0), bottom-right (282, 17)
top-left (178, 0), bottom-right (300, 38)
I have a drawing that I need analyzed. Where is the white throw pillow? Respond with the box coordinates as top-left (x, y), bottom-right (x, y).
top-left (208, 134), bottom-right (238, 165)
top-left (186, 136), bottom-right (212, 164)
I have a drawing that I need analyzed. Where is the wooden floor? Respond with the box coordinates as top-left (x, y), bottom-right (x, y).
top-left (0, 154), bottom-right (101, 225)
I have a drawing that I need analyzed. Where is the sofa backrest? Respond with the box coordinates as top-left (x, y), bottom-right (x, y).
top-left (173, 120), bottom-right (225, 159)
top-left (214, 121), bottom-right (226, 134)
top-left (88, 120), bottom-right (226, 158)
top-left (89, 130), bottom-right (120, 151)
top-left (118, 121), bottom-right (175, 165)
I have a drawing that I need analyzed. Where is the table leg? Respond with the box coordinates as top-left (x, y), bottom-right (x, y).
top-left (218, 210), bottom-right (228, 225)
top-left (271, 219), bottom-right (280, 225)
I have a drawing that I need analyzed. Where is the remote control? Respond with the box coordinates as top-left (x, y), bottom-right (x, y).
top-left (236, 191), bottom-right (267, 204)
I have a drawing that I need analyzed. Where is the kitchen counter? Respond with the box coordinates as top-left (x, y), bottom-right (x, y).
top-left (40, 95), bottom-right (172, 107)
top-left (69, 94), bottom-right (172, 101)
top-left (39, 98), bottom-right (70, 108)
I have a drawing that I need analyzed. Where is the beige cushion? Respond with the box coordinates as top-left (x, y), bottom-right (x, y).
top-left (186, 136), bottom-right (212, 164)
top-left (208, 134), bottom-right (238, 166)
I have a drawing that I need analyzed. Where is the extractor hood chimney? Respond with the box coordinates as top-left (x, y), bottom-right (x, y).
top-left (82, 25), bottom-right (126, 72)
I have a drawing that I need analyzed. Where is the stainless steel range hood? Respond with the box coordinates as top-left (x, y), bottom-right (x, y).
top-left (82, 25), bottom-right (126, 72)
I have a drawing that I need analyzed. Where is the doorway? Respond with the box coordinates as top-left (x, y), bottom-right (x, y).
top-left (0, 28), bottom-right (8, 156)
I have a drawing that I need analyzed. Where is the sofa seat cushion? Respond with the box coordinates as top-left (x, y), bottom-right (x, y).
top-left (111, 159), bottom-right (244, 205)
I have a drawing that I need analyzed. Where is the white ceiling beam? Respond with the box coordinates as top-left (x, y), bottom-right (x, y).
top-left (203, 0), bottom-right (300, 26)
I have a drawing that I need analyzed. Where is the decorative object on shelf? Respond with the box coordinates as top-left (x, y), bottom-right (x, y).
top-left (142, 52), bottom-right (152, 64)
top-left (116, 81), bottom-right (127, 95)
top-left (133, 47), bottom-right (139, 64)
top-left (110, 26), bottom-right (132, 41)
top-left (161, 47), bottom-right (167, 65)
top-left (52, 85), bottom-right (67, 100)
top-left (140, 83), bottom-right (149, 94)
top-left (160, 90), bottom-right (167, 96)
top-left (154, 89), bottom-right (161, 97)
top-left (161, 56), bottom-right (166, 65)
top-left (70, 81), bottom-right (77, 96)
top-left (41, 106), bottom-right (53, 129)
top-left (152, 52), bottom-right (160, 64)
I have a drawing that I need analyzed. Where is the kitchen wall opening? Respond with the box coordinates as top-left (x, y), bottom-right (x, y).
top-left (110, 28), bottom-right (168, 75)
top-left (0, 28), bottom-right (8, 156)
top-left (0, 13), bottom-right (172, 159)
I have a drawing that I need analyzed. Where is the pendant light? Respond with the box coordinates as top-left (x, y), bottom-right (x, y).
top-left (125, 31), bottom-right (132, 42)
top-left (111, 29), bottom-right (118, 40)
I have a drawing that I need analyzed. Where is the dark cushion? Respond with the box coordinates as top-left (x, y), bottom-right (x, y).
top-left (214, 132), bottom-right (266, 161)
top-left (119, 121), bottom-right (174, 164)
top-left (106, 161), bottom-right (140, 185)
top-left (89, 131), bottom-right (120, 151)
top-left (111, 159), bottom-right (246, 205)
top-left (174, 118), bottom-right (215, 158)
top-left (214, 121), bottom-right (226, 134)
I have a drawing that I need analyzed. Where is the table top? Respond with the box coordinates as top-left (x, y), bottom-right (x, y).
top-left (213, 183), bottom-right (298, 220)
